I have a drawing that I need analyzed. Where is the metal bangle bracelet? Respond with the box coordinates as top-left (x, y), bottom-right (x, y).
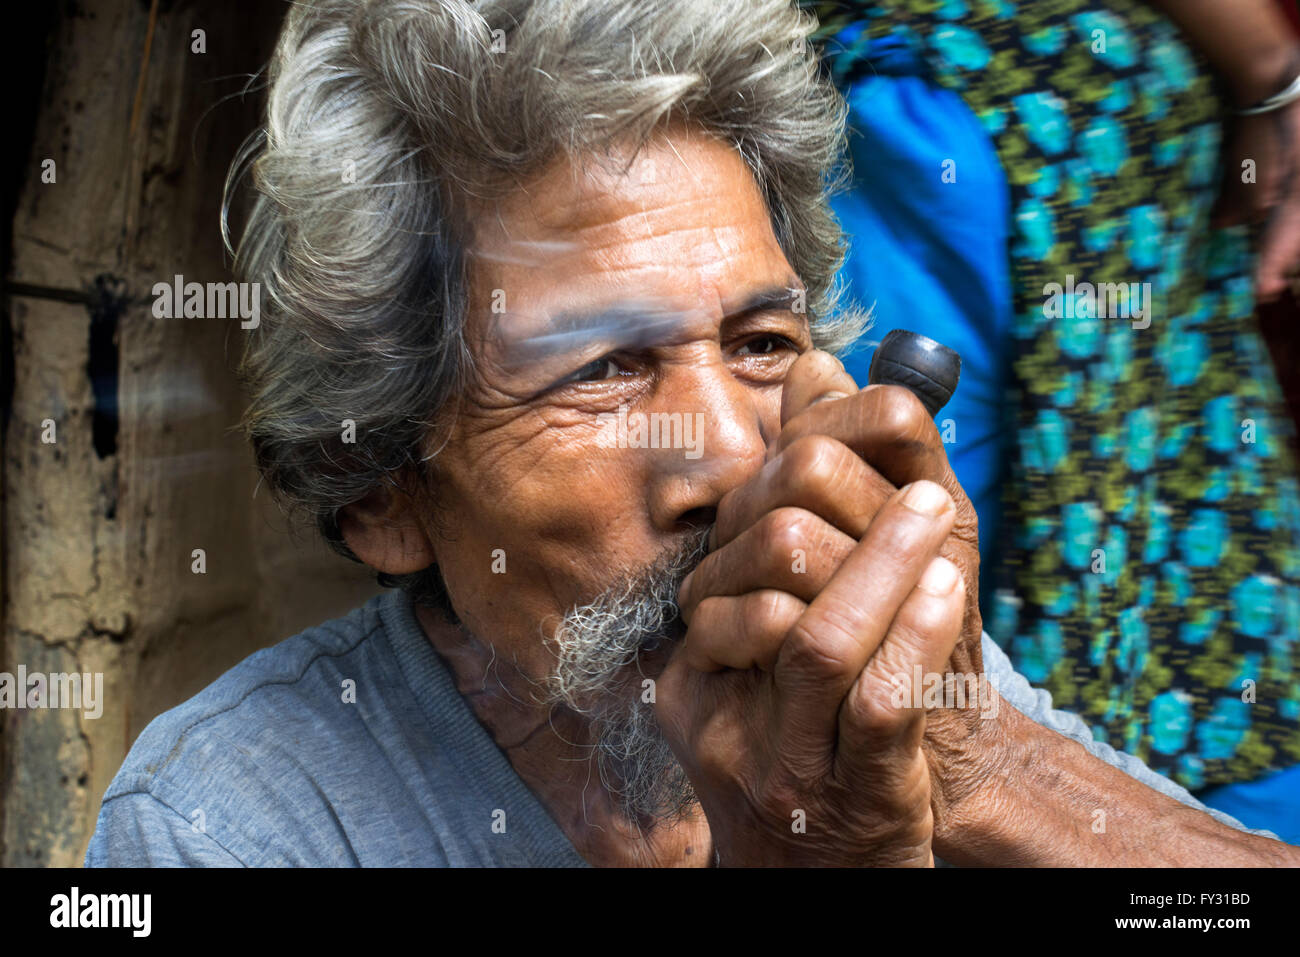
top-left (1236, 73), bottom-right (1300, 115)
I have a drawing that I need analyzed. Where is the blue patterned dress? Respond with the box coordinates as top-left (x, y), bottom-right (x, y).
top-left (807, 0), bottom-right (1300, 839)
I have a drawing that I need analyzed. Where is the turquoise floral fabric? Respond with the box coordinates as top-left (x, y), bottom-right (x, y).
top-left (808, 0), bottom-right (1300, 789)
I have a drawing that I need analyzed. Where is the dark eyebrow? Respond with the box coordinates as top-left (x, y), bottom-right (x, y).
top-left (495, 284), bottom-right (806, 369)
top-left (724, 286), bottom-right (805, 323)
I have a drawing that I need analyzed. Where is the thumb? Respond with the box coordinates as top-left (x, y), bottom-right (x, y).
top-left (1255, 189), bottom-right (1300, 300)
top-left (780, 349), bottom-right (859, 428)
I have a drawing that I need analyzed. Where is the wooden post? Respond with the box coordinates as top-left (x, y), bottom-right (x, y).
top-left (3, 0), bottom-right (380, 866)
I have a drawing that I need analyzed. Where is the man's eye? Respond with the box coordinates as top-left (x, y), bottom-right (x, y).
top-left (561, 356), bottom-right (624, 385)
top-left (736, 335), bottom-right (795, 357)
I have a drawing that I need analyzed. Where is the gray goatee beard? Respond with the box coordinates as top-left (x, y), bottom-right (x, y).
top-left (546, 526), bottom-right (712, 828)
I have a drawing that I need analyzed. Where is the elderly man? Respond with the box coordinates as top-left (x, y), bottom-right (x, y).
top-left (87, 0), bottom-right (1295, 866)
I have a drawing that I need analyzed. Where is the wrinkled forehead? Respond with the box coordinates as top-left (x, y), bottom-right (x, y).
top-left (463, 126), bottom-right (796, 365)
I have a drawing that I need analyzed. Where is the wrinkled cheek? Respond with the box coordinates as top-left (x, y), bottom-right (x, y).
top-left (433, 418), bottom-right (665, 644)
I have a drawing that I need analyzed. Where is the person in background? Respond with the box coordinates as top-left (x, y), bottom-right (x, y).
top-left (807, 0), bottom-right (1300, 841)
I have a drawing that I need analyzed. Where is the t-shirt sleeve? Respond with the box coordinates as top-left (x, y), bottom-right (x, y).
top-left (84, 792), bottom-right (246, 867)
top-left (981, 633), bottom-right (1280, 840)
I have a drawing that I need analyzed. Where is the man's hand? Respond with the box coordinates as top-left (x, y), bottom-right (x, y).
top-left (704, 349), bottom-right (989, 827)
top-left (653, 350), bottom-right (986, 865)
top-left (656, 473), bottom-right (965, 865)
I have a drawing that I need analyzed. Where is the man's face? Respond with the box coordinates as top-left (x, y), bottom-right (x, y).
top-left (425, 125), bottom-right (812, 691)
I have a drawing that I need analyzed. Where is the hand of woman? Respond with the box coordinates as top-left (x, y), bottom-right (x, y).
top-left (1212, 97), bottom-right (1300, 301)
top-left (1146, 0), bottom-right (1300, 300)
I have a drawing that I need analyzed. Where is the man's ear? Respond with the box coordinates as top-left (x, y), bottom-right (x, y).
top-left (337, 481), bottom-right (437, 575)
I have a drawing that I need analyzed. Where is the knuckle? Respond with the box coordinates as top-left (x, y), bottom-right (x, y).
top-left (757, 506), bottom-right (817, 559)
top-left (851, 675), bottom-right (910, 733)
top-left (782, 608), bottom-right (856, 679)
top-left (742, 590), bottom-right (792, 641)
top-left (780, 434), bottom-right (849, 495)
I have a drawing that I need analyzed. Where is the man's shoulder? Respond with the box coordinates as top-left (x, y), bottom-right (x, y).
top-left (88, 591), bottom-right (583, 867)
top-left (107, 595), bottom-right (388, 794)
top-left (92, 594), bottom-right (417, 865)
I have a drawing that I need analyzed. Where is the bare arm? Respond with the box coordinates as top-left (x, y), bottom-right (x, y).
top-left (1145, 0), bottom-right (1300, 106)
top-left (934, 696), bottom-right (1297, 867)
top-left (1146, 0), bottom-right (1300, 300)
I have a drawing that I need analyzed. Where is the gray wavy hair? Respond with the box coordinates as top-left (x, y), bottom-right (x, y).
top-left (223, 0), bottom-right (865, 605)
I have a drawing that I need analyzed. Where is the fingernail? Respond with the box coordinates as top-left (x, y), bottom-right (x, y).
top-left (917, 557), bottom-right (960, 596)
top-left (902, 480), bottom-right (950, 517)
top-left (810, 390), bottom-right (850, 406)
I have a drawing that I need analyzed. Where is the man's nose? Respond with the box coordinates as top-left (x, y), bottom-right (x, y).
top-left (644, 363), bottom-right (770, 532)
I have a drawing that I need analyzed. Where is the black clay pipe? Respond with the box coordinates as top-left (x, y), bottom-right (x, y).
top-left (866, 329), bottom-right (962, 417)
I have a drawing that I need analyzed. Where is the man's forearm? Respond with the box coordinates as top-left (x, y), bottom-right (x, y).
top-left (933, 697), bottom-right (1297, 866)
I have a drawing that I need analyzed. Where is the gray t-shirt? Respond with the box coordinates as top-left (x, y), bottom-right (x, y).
top-left (84, 590), bottom-right (1271, 866)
